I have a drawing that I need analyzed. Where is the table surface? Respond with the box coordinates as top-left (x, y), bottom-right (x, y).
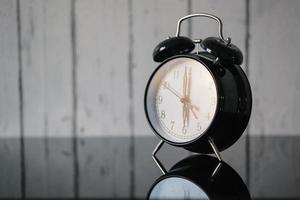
top-left (2, 136), bottom-right (299, 199)
top-left (131, 138), bottom-right (300, 200)
top-left (147, 154), bottom-right (250, 200)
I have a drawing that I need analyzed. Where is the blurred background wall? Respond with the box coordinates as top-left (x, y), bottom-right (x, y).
top-left (0, 0), bottom-right (300, 198)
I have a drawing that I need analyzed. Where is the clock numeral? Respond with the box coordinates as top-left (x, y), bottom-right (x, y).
top-left (160, 111), bottom-right (166, 119)
top-left (173, 70), bottom-right (179, 79)
top-left (197, 122), bottom-right (202, 131)
top-left (170, 120), bottom-right (175, 130)
top-left (157, 96), bottom-right (163, 104)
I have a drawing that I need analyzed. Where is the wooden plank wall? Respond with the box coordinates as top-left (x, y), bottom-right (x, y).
top-left (0, 0), bottom-right (21, 197)
top-left (19, 0), bottom-right (75, 197)
top-left (0, 0), bottom-right (299, 198)
top-left (75, 0), bottom-right (131, 198)
top-left (249, 0), bottom-right (300, 198)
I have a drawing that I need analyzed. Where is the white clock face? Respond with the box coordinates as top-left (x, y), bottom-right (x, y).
top-left (146, 57), bottom-right (217, 143)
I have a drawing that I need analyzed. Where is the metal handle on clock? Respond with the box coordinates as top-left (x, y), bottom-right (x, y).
top-left (175, 13), bottom-right (231, 44)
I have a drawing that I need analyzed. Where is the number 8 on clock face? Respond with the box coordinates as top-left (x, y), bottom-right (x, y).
top-left (145, 56), bottom-right (218, 144)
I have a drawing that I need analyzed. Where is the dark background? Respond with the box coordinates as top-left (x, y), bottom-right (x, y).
top-left (0, 0), bottom-right (299, 199)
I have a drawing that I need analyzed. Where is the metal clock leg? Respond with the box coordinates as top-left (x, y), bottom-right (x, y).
top-left (209, 162), bottom-right (223, 181)
top-left (208, 137), bottom-right (222, 162)
top-left (152, 140), bottom-right (167, 174)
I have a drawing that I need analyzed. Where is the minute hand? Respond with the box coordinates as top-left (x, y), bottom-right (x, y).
top-left (163, 82), bottom-right (182, 99)
top-left (187, 67), bottom-right (192, 99)
top-left (185, 67), bottom-right (199, 120)
top-left (163, 82), bottom-right (198, 119)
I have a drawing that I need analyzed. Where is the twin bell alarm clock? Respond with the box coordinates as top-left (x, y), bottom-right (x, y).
top-left (144, 13), bottom-right (252, 162)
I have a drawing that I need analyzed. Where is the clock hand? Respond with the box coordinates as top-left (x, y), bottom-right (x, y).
top-left (186, 67), bottom-right (199, 120)
top-left (187, 67), bottom-right (192, 99)
top-left (182, 103), bottom-right (189, 133)
top-left (189, 103), bottom-right (198, 119)
top-left (182, 101), bottom-right (185, 128)
top-left (163, 81), bottom-right (199, 116)
top-left (182, 67), bottom-right (188, 130)
top-left (182, 103), bottom-right (186, 130)
top-left (163, 82), bottom-right (182, 99)
top-left (183, 66), bottom-right (188, 97)
top-left (181, 99), bottom-right (198, 120)
top-left (186, 67), bottom-right (192, 126)
top-left (186, 102), bottom-right (190, 127)
top-left (182, 99), bottom-right (200, 118)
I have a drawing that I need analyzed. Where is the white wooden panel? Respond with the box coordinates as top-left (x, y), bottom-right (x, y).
top-left (190, 0), bottom-right (247, 180)
top-left (249, 1), bottom-right (300, 136)
top-left (0, 0), bottom-right (21, 197)
top-left (20, 0), bottom-right (74, 197)
top-left (249, 0), bottom-right (300, 198)
top-left (75, 0), bottom-right (131, 198)
top-left (131, 0), bottom-right (189, 198)
top-left (190, 0), bottom-right (246, 57)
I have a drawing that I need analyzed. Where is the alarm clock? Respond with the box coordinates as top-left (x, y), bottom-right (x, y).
top-left (148, 155), bottom-right (251, 199)
top-left (144, 13), bottom-right (252, 161)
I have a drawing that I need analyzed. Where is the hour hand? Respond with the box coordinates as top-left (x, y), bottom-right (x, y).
top-left (182, 103), bottom-right (188, 131)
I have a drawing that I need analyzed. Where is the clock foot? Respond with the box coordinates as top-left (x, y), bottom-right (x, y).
top-left (210, 162), bottom-right (223, 181)
top-left (208, 137), bottom-right (222, 162)
top-left (152, 140), bottom-right (167, 174)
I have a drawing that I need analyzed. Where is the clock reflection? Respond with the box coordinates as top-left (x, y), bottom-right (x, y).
top-left (148, 155), bottom-right (251, 200)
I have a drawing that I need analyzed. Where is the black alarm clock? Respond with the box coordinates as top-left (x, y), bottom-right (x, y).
top-left (144, 13), bottom-right (252, 161)
top-left (148, 155), bottom-right (251, 200)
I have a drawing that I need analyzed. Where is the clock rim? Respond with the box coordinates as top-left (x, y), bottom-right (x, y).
top-left (144, 54), bottom-right (220, 146)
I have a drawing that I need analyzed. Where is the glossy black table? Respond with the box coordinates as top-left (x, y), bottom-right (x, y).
top-left (148, 154), bottom-right (250, 200)
top-left (131, 137), bottom-right (300, 200)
